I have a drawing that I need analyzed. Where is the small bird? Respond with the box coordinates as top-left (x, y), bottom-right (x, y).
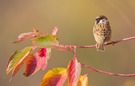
top-left (93, 15), bottom-right (111, 51)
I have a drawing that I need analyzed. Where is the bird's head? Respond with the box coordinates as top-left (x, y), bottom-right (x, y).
top-left (95, 15), bottom-right (108, 24)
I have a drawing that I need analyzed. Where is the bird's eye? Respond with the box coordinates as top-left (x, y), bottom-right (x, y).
top-left (95, 18), bottom-right (100, 24)
top-left (101, 19), bottom-right (105, 22)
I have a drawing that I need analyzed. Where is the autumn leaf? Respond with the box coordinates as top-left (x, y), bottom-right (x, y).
top-left (38, 48), bottom-right (47, 57)
top-left (23, 48), bottom-right (51, 77)
top-left (6, 50), bottom-right (20, 68)
top-left (33, 35), bottom-right (59, 48)
top-left (40, 68), bottom-right (67, 86)
top-left (67, 57), bottom-right (81, 86)
top-left (6, 46), bottom-right (32, 79)
top-left (13, 28), bottom-right (40, 43)
top-left (77, 74), bottom-right (88, 86)
top-left (11, 60), bottom-right (24, 79)
top-left (13, 32), bottom-right (34, 43)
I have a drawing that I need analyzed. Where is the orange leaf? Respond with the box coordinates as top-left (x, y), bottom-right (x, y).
top-left (67, 57), bottom-right (81, 86)
top-left (11, 61), bottom-right (24, 80)
top-left (40, 68), bottom-right (67, 86)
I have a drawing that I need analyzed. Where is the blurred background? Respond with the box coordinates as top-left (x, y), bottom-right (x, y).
top-left (0, 0), bottom-right (135, 86)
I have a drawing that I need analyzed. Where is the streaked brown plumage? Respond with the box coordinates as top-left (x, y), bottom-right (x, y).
top-left (93, 15), bottom-right (111, 51)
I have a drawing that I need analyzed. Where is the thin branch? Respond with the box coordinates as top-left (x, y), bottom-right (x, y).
top-left (58, 36), bottom-right (135, 49)
top-left (82, 63), bottom-right (135, 77)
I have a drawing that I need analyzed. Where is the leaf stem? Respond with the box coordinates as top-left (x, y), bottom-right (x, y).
top-left (73, 46), bottom-right (77, 59)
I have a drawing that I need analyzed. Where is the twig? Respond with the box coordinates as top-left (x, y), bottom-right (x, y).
top-left (105, 36), bottom-right (135, 45)
top-left (82, 63), bottom-right (135, 77)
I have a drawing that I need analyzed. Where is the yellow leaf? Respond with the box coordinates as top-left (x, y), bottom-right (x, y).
top-left (77, 75), bottom-right (88, 86)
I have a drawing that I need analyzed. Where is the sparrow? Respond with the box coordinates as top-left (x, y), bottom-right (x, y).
top-left (93, 15), bottom-right (111, 51)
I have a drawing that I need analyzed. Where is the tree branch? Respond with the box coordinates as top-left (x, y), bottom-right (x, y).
top-left (58, 36), bottom-right (135, 49)
top-left (81, 63), bottom-right (135, 77)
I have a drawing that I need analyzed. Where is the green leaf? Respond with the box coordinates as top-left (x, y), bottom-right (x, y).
top-left (33, 35), bottom-right (59, 48)
top-left (6, 46), bottom-right (32, 75)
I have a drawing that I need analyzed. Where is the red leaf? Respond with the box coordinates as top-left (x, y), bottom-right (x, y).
top-left (67, 57), bottom-right (81, 86)
top-left (23, 48), bottom-right (51, 77)
top-left (38, 48), bottom-right (46, 57)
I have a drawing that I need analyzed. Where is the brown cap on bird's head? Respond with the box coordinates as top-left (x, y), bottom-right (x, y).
top-left (96, 15), bottom-right (108, 20)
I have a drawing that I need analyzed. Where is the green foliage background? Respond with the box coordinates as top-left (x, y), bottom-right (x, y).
top-left (0, 0), bottom-right (135, 86)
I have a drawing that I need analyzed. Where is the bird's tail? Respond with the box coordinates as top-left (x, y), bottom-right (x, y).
top-left (96, 43), bottom-right (105, 52)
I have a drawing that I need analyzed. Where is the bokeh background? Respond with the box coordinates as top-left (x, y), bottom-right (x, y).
top-left (1, 0), bottom-right (135, 86)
